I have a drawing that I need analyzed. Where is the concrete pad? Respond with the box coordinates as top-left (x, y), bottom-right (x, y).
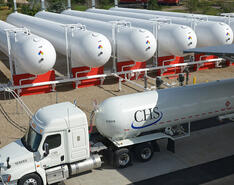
top-left (202, 174), bottom-right (234, 185)
top-left (63, 123), bottom-right (234, 185)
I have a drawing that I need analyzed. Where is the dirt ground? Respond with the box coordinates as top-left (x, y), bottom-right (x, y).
top-left (0, 56), bottom-right (234, 148)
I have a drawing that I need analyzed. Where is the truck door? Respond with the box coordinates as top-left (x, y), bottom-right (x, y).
top-left (39, 132), bottom-right (65, 169)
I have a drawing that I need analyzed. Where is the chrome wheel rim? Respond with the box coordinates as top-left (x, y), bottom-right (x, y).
top-left (141, 148), bottom-right (152, 160)
top-left (24, 178), bottom-right (37, 185)
top-left (119, 153), bottom-right (130, 166)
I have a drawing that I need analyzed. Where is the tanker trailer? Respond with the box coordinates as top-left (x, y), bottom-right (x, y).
top-left (110, 7), bottom-right (234, 39)
top-left (0, 20), bottom-right (56, 75)
top-left (34, 11), bottom-right (156, 62)
top-left (56, 9), bottom-right (197, 57)
top-left (7, 13), bottom-right (111, 68)
top-left (1, 78), bottom-right (234, 185)
top-left (88, 8), bottom-right (233, 47)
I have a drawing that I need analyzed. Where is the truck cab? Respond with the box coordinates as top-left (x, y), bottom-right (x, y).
top-left (0, 102), bottom-right (101, 185)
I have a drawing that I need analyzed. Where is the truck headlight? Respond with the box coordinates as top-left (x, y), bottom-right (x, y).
top-left (2, 174), bottom-right (11, 182)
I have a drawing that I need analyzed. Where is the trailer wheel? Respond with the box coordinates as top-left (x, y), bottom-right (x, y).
top-left (136, 142), bottom-right (154, 162)
top-left (18, 173), bottom-right (42, 185)
top-left (114, 148), bottom-right (131, 168)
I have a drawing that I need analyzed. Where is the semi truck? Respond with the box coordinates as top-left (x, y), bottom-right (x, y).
top-left (1, 78), bottom-right (234, 185)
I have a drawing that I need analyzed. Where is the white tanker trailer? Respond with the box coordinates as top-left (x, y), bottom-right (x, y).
top-left (110, 7), bottom-right (234, 40)
top-left (58, 9), bottom-right (197, 57)
top-left (6, 13), bottom-right (111, 68)
top-left (0, 20), bottom-right (56, 75)
top-left (34, 11), bottom-right (156, 62)
top-left (87, 8), bottom-right (233, 47)
top-left (1, 78), bottom-right (234, 185)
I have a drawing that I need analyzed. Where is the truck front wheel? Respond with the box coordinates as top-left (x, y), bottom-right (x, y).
top-left (114, 148), bottom-right (131, 168)
top-left (18, 173), bottom-right (42, 185)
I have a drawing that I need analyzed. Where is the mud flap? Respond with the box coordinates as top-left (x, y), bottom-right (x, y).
top-left (167, 139), bottom-right (175, 153)
top-left (153, 141), bottom-right (160, 152)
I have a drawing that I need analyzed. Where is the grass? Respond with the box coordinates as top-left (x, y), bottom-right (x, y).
top-left (72, 4), bottom-right (88, 11)
top-left (0, 9), bottom-right (11, 21)
top-left (178, 0), bottom-right (234, 15)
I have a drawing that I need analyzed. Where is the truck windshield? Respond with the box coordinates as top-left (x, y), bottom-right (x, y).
top-left (22, 127), bottom-right (42, 152)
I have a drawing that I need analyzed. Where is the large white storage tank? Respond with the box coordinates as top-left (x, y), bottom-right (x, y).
top-left (35, 11), bottom-right (156, 62)
top-left (111, 7), bottom-right (234, 39)
top-left (61, 9), bottom-right (197, 57)
top-left (7, 13), bottom-right (111, 68)
top-left (88, 8), bottom-right (233, 47)
top-left (0, 20), bottom-right (56, 75)
top-left (95, 78), bottom-right (234, 140)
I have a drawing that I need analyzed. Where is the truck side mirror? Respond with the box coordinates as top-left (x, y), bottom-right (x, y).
top-left (43, 143), bottom-right (49, 157)
top-left (6, 157), bottom-right (11, 169)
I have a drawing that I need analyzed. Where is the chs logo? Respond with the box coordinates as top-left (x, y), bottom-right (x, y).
top-left (38, 51), bottom-right (44, 56)
top-left (146, 40), bottom-right (150, 44)
top-left (188, 36), bottom-right (192, 40)
top-left (226, 32), bottom-right (230, 36)
top-left (98, 45), bottom-right (103, 49)
top-left (131, 107), bottom-right (163, 129)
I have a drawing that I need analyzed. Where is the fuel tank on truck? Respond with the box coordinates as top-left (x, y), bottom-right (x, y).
top-left (88, 8), bottom-right (233, 47)
top-left (61, 9), bottom-right (197, 57)
top-left (35, 11), bottom-right (156, 62)
top-left (0, 20), bottom-right (56, 74)
top-left (110, 7), bottom-right (234, 42)
top-left (94, 78), bottom-right (234, 141)
top-left (7, 12), bottom-right (111, 68)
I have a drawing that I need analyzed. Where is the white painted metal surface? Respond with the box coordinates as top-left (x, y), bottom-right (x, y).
top-left (111, 7), bottom-right (234, 40)
top-left (33, 102), bottom-right (90, 163)
top-left (95, 78), bottom-right (234, 140)
top-left (7, 13), bottom-right (111, 68)
top-left (90, 8), bottom-right (233, 47)
top-left (0, 20), bottom-right (56, 75)
top-left (35, 11), bottom-right (157, 62)
top-left (61, 9), bottom-right (197, 57)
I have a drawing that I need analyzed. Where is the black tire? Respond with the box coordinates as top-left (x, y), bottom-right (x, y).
top-left (114, 148), bottom-right (131, 168)
top-left (18, 173), bottom-right (42, 185)
top-left (135, 142), bottom-right (154, 162)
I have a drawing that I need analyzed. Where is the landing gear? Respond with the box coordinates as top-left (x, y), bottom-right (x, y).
top-left (114, 148), bottom-right (131, 168)
top-left (135, 142), bottom-right (154, 162)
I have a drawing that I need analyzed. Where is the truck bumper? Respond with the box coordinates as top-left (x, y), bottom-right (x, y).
top-left (0, 180), bottom-right (17, 185)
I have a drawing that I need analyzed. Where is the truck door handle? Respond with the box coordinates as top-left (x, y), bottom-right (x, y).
top-left (61, 155), bottom-right (64, 161)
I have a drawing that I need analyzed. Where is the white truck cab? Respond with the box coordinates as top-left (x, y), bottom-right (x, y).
top-left (0, 102), bottom-right (101, 185)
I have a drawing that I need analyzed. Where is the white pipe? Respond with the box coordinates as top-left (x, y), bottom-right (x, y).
top-left (114, 0), bottom-right (118, 7)
top-left (41, 0), bottom-right (45, 11)
top-left (0, 58), bottom-right (223, 91)
top-left (91, 0), bottom-right (95, 8)
top-left (67, 0), bottom-right (71, 10)
top-left (13, 0), bottom-right (17, 12)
